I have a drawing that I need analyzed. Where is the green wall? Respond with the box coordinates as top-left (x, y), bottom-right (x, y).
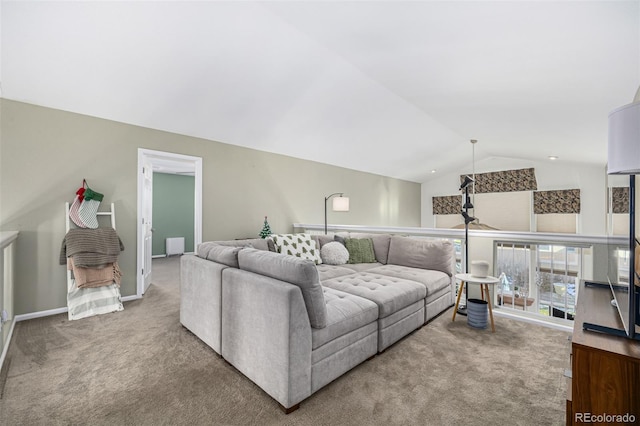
top-left (152, 173), bottom-right (195, 256)
top-left (0, 99), bottom-right (421, 315)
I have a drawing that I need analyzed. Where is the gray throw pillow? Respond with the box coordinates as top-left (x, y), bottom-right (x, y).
top-left (312, 234), bottom-right (335, 248)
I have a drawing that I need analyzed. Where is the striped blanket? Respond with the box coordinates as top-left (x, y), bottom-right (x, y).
top-left (67, 277), bottom-right (123, 320)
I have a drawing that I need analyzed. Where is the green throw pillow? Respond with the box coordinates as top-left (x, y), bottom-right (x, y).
top-left (345, 238), bottom-right (377, 264)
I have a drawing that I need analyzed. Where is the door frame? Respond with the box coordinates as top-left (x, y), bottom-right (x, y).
top-left (137, 148), bottom-right (203, 297)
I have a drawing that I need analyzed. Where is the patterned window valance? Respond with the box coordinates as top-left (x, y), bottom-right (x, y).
top-left (432, 195), bottom-right (462, 215)
top-left (533, 189), bottom-right (580, 214)
top-left (610, 187), bottom-right (629, 214)
top-left (459, 168), bottom-right (537, 194)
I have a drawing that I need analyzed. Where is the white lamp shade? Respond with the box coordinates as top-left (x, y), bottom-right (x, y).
top-left (332, 196), bottom-right (350, 212)
top-left (608, 101), bottom-right (640, 175)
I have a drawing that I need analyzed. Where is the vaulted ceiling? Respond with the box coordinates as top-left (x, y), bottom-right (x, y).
top-left (1, 1), bottom-right (638, 182)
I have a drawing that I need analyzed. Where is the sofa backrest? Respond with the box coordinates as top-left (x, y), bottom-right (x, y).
top-left (348, 233), bottom-right (391, 264)
top-left (237, 248), bottom-right (328, 329)
top-left (387, 236), bottom-right (454, 276)
top-left (197, 239), bottom-right (272, 268)
top-left (311, 234), bottom-right (335, 248)
top-left (197, 242), bottom-right (243, 268)
top-left (214, 238), bottom-right (271, 251)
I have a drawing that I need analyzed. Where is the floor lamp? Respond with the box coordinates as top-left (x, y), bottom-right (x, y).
top-left (324, 193), bottom-right (349, 234)
top-left (458, 176), bottom-right (476, 315)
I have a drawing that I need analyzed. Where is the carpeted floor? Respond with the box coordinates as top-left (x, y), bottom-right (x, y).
top-left (0, 257), bottom-right (571, 425)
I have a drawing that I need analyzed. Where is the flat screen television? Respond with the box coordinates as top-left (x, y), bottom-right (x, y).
top-left (602, 95), bottom-right (640, 340)
top-left (584, 176), bottom-right (640, 341)
top-left (607, 241), bottom-right (640, 339)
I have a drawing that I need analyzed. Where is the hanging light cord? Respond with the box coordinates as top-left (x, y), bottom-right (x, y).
top-left (471, 139), bottom-right (477, 211)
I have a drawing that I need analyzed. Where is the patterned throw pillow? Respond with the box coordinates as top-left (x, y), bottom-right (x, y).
top-left (344, 238), bottom-right (377, 264)
top-left (269, 233), bottom-right (323, 264)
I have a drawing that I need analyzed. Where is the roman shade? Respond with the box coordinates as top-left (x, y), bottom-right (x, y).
top-left (432, 195), bottom-right (462, 215)
top-left (459, 168), bottom-right (537, 194)
top-left (533, 189), bottom-right (580, 214)
top-left (610, 187), bottom-right (629, 214)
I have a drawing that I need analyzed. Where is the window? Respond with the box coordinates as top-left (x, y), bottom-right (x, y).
top-left (495, 242), bottom-right (583, 321)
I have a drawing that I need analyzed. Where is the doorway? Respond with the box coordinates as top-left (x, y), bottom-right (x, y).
top-left (137, 148), bottom-right (203, 297)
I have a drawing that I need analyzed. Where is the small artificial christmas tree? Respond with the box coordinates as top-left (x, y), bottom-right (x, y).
top-left (259, 216), bottom-right (272, 239)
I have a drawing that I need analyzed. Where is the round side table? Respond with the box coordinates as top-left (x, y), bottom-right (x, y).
top-left (452, 273), bottom-right (500, 332)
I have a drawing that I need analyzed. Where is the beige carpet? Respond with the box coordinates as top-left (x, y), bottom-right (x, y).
top-left (0, 257), bottom-right (571, 425)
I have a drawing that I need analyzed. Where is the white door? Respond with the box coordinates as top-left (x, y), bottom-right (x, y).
top-left (137, 148), bottom-right (203, 298)
top-left (142, 158), bottom-right (153, 294)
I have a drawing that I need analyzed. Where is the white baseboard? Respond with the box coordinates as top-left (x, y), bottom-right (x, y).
top-left (493, 309), bottom-right (573, 333)
top-left (15, 307), bottom-right (68, 322)
top-left (152, 252), bottom-right (194, 259)
top-left (4, 240), bottom-right (185, 369)
top-left (14, 294), bottom-right (141, 322)
top-left (3, 294), bottom-right (141, 372)
top-left (0, 319), bottom-right (16, 373)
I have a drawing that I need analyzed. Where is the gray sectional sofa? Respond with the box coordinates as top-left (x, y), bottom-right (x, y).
top-left (180, 233), bottom-right (455, 413)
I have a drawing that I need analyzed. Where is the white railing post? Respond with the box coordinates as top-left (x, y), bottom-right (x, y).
top-left (0, 231), bottom-right (19, 370)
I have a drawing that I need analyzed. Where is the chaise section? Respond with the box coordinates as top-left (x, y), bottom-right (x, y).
top-left (367, 264), bottom-right (453, 321)
top-left (311, 287), bottom-right (378, 392)
top-left (221, 248), bottom-right (379, 412)
top-left (322, 272), bottom-right (427, 351)
top-left (367, 264), bottom-right (451, 291)
top-left (315, 264), bottom-right (357, 281)
top-left (384, 236), bottom-right (456, 321)
top-left (339, 263), bottom-right (383, 273)
top-left (425, 290), bottom-right (454, 322)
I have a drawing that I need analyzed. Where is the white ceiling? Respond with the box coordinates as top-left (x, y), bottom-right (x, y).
top-left (1, 1), bottom-right (639, 183)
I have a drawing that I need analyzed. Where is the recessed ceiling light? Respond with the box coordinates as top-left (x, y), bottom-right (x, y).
top-left (431, 169), bottom-right (437, 173)
top-left (549, 156), bottom-right (559, 160)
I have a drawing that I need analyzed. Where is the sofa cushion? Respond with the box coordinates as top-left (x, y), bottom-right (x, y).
top-left (311, 234), bottom-right (335, 248)
top-left (238, 248), bottom-right (327, 328)
top-left (387, 236), bottom-right (454, 276)
top-left (197, 242), bottom-right (242, 268)
top-left (340, 263), bottom-right (383, 273)
top-left (316, 264), bottom-right (356, 281)
top-left (320, 241), bottom-right (350, 265)
top-left (197, 241), bottom-right (216, 258)
top-left (333, 235), bottom-right (346, 246)
top-left (348, 233), bottom-right (391, 264)
top-left (344, 238), bottom-right (377, 264)
top-left (311, 287), bottom-right (379, 350)
top-left (215, 238), bottom-right (270, 251)
top-left (322, 273), bottom-right (427, 318)
top-left (368, 264), bottom-right (451, 296)
top-left (270, 233), bottom-right (323, 265)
